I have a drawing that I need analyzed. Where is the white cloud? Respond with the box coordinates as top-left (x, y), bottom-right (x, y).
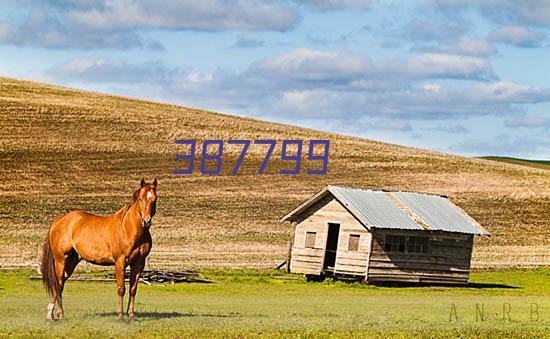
top-left (0, 1), bottom-right (299, 49)
top-left (489, 25), bottom-right (546, 47)
top-left (47, 53), bottom-right (550, 127)
top-left (275, 89), bottom-right (367, 118)
top-left (65, 0), bottom-right (299, 31)
top-left (450, 36), bottom-right (496, 56)
top-left (469, 81), bottom-right (550, 103)
top-left (0, 7), bottom-right (154, 49)
top-left (257, 48), bottom-right (370, 81)
top-left (257, 49), bottom-right (494, 82)
top-left (391, 53), bottom-right (494, 80)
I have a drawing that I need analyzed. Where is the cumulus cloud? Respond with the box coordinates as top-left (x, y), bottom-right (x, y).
top-left (256, 49), bottom-right (494, 82)
top-left (391, 53), bottom-right (494, 80)
top-left (270, 82), bottom-right (550, 120)
top-left (46, 50), bottom-right (550, 130)
top-left (0, 7), bottom-right (159, 49)
top-left (257, 49), bottom-right (371, 81)
top-left (489, 25), bottom-right (547, 47)
top-left (406, 1), bottom-right (549, 58)
top-left (449, 37), bottom-right (496, 56)
top-left (274, 89), bottom-right (367, 118)
top-left (64, 0), bottom-right (299, 31)
top-left (468, 81), bottom-right (550, 103)
top-left (0, 0), bottom-right (299, 49)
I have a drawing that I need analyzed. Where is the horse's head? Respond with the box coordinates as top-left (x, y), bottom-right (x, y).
top-left (133, 178), bottom-right (158, 228)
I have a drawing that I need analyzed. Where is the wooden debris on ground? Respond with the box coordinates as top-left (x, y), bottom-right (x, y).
top-left (128, 270), bottom-right (214, 284)
top-left (30, 270), bottom-right (215, 284)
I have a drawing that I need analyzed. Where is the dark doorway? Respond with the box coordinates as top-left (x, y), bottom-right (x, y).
top-left (323, 223), bottom-right (340, 270)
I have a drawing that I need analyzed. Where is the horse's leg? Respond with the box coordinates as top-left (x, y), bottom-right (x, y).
top-left (115, 258), bottom-right (126, 321)
top-left (47, 286), bottom-right (57, 321)
top-left (53, 259), bottom-right (65, 320)
top-left (56, 251), bottom-right (80, 320)
top-left (127, 259), bottom-right (145, 322)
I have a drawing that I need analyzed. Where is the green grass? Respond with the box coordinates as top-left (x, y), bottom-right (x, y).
top-left (2, 269), bottom-right (550, 338)
top-left (480, 156), bottom-right (550, 171)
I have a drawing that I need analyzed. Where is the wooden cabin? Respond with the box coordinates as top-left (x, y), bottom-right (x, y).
top-left (280, 185), bottom-right (489, 285)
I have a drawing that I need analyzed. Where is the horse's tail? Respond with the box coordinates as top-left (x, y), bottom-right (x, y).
top-left (41, 235), bottom-right (60, 297)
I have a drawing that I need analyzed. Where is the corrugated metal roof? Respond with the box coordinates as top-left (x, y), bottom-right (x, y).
top-left (328, 186), bottom-right (423, 230)
top-left (393, 192), bottom-right (485, 235)
top-left (280, 185), bottom-right (488, 236)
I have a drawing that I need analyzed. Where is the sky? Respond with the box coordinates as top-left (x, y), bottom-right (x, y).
top-left (0, 0), bottom-right (549, 159)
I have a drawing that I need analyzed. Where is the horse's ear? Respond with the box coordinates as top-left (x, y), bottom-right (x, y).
top-left (153, 178), bottom-right (158, 188)
top-left (140, 178), bottom-right (145, 188)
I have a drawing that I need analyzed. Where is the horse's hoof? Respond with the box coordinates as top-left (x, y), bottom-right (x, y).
top-left (46, 303), bottom-right (55, 321)
top-left (117, 314), bottom-right (124, 321)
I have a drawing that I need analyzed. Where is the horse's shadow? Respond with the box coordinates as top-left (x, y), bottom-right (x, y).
top-left (95, 311), bottom-right (239, 319)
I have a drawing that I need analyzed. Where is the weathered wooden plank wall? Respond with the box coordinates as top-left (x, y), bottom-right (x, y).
top-left (368, 229), bottom-right (473, 284)
top-left (290, 195), bottom-right (372, 276)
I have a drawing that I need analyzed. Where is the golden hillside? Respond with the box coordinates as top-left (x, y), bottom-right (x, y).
top-left (1, 76), bottom-right (549, 270)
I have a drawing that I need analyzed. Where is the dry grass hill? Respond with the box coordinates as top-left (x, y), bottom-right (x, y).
top-left (1, 76), bottom-right (549, 270)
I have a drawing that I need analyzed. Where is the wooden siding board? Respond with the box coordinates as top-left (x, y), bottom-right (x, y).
top-left (290, 196), bottom-right (370, 276)
top-left (365, 229), bottom-right (473, 284)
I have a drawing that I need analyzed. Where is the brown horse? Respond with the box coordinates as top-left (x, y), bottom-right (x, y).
top-left (41, 178), bottom-right (157, 321)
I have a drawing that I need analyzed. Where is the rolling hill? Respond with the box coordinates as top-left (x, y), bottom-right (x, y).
top-left (1, 76), bottom-right (549, 270)
top-left (480, 156), bottom-right (550, 171)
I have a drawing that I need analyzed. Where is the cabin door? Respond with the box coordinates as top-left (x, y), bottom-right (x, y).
top-left (323, 223), bottom-right (340, 271)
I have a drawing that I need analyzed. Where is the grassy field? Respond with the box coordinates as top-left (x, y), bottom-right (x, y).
top-left (1, 269), bottom-right (550, 338)
top-left (1, 76), bottom-right (550, 270)
top-left (480, 157), bottom-right (550, 171)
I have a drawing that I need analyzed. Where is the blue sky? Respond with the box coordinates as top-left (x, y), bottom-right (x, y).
top-left (1, 0), bottom-right (549, 159)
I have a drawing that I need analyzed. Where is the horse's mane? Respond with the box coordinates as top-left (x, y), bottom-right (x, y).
top-left (116, 187), bottom-right (141, 217)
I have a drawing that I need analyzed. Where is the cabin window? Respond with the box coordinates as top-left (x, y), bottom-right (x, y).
top-left (407, 236), bottom-right (429, 254)
top-left (305, 231), bottom-right (316, 248)
top-left (348, 234), bottom-right (360, 251)
top-left (384, 235), bottom-right (406, 252)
